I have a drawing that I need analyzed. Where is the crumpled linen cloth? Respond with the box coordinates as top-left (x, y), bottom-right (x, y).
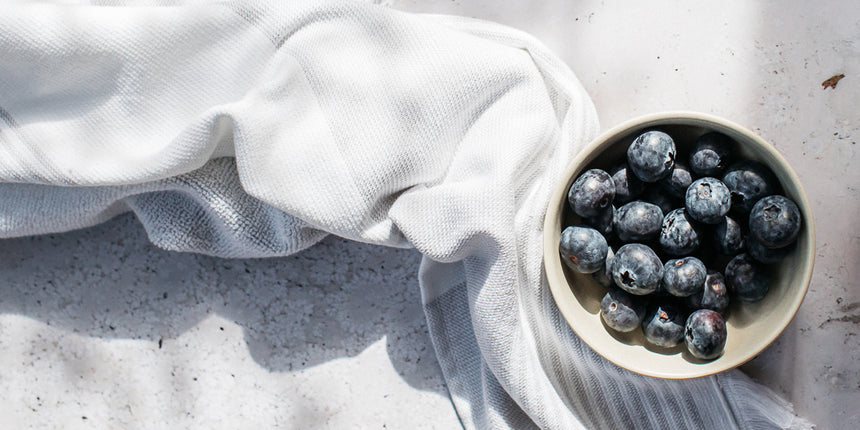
top-left (0, 1), bottom-right (811, 428)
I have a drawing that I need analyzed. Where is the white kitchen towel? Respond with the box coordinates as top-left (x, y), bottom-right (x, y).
top-left (0, 1), bottom-right (811, 429)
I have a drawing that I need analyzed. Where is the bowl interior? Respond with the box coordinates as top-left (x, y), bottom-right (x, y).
top-left (543, 112), bottom-right (815, 379)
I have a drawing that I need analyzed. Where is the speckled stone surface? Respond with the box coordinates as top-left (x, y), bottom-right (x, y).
top-left (0, 215), bottom-right (458, 429)
top-left (1, 1), bottom-right (858, 429)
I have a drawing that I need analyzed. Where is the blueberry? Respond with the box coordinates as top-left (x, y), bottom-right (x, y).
top-left (642, 303), bottom-right (686, 348)
top-left (746, 235), bottom-right (795, 264)
top-left (600, 289), bottom-right (645, 332)
top-left (610, 165), bottom-right (645, 205)
top-left (748, 195), bottom-right (801, 248)
top-left (662, 257), bottom-right (707, 297)
top-left (722, 161), bottom-right (778, 214)
top-left (611, 243), bottom-right (663, 295)
top-left (689, 132), bottom-right (733, 177)
top-left (560, 226), bottom-right (608, 274)
top-left (593, 247), bottom-right (616, 288)
top-left (568, 169), bottom-right (616, 218)
top-left (725, 253), bottom-right (769, 302)
top-left (627, 131), bottom-right (676, 182)
top-left (685, 177), bottom-right (731, 224)
top-left (685, 309), bottom-right (727, 360)
top-left (713, 216), bottom-right (745, 255)
top-left (659, 162), bottom-right (693, 199)
top-left (614, 201), bottom-right (664, 242)
top-left (659, 208), bottom-right (701, 256)
top-left (686, 271), bottom-right (730, 314)
top-left (584, 205), bottom-right (615, 238)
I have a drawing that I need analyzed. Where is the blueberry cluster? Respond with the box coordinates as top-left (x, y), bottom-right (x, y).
top-left (559, 130), bottom-right (803, 361)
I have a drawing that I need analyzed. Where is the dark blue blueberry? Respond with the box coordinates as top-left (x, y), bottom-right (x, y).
top-left (722, 161), bottom-right (778, 214)
top-left (662, 257), bottom-right (707, 297)
top-left (593, 247), bottom-right (616, 288)
top-left (584, 205), bottom-right (614, 238)
top-left (685, 309), bottom-right (727, 360)
top-left (560, 226), bottom-right (608, 274)
top-left (642, 303), bottom-right (686, 348)
top-left (749, 195), bottom-right (801, 248)
top-left (659, 208), bottom-right (701, 256)
top-left (611, 243), bottom-right (663, 295)
top-left (610, 165), bottom-right (645, 205)
top-left (685, 177), bottom-right (731, 224)
top-left (614, 201), bottom-right (663, 242)
top-left (659, 162), bottom-right (693, 199)
top-left (627, 131), bottom-right (676, 182)
top-left (746, 235), bottom-right (795, 264)
top-left (714, 216), bottom-right (745, 255)
top-left (600, 289), bottom-right (645, 332)
top-left (686, 271), bottom-right (730, 314)
top-left (568, 169), bottom-right (616, 218)
top-left (644, 186), bottom-right (680, 216)
top-left (689, 132), bottom-right (733, 177)
top-left (725, 253), bottom-right (769, 302)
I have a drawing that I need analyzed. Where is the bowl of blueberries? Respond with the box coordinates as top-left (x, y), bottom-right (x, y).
top-left (543, 111), bottom-right (814, 378)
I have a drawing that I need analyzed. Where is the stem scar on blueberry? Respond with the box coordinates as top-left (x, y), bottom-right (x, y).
top-left (610, 302), bottom-right (617, 311)
top-left (620, 271), bottom-right (635, 286)
top-left (699, 183), bottom-right (711, 198)
top-left (764, 204), bottom-right (780, 220)
top-left (659, 310), bottom-right (669, 321)
top-left (665, 151), bottom-right (675, 169)
top-left (664, 217), bottom-right (675, 232)
top-left (569, 255), bottom-right (579, 265)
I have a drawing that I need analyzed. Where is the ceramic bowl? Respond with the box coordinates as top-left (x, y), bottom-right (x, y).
top-left (543, 111), bottom-right (815, 378)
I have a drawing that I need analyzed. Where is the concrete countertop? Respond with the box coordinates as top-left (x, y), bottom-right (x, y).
top-left (0, 0), bottom-right (856, 429)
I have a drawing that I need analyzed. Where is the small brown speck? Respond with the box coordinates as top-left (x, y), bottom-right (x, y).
top-left (822, 74), bottom-right (845, 89)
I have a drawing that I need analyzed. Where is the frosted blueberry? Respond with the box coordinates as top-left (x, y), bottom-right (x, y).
top-left (627, 131), bottom-right (676, 182)
top-left (642, 303), bottom-right (686, 348)
top-left (614, 201), bottom-right (664, 242)
top-left (659, 208), bottom-right (701, 256)
top-left (568, 169), bottom-right (615, 218)
top-left (749, 195), bottom-right (801, 249)
top-left (611, 243), bottom-right (663, 295)
top-left (559, 226), bottom-right (608, 274)
top-left (685, 177), bottom-right (731, 224)
top-left (685, 309), bottom-right (727, 360)
top-left (662, 257), bottom-right (707, 297)
top-left (725, 253), bottom-right (769, 303)
top-left (600, 289), bottom-right (645, 332)
top-left (689, 132), bottom-right (733, 177)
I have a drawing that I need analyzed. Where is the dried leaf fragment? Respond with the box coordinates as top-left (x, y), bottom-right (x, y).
top-left (821, 74), bottom-right (845, 90)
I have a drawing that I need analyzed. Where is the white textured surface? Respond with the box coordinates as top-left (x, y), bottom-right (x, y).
top-left (0, 0), bottom-right (857, 429)
top-left (0, 216), bottom-right (457, 429)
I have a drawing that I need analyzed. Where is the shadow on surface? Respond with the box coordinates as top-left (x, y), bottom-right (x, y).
top-left (0, 213), bottom-right (445, 394)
